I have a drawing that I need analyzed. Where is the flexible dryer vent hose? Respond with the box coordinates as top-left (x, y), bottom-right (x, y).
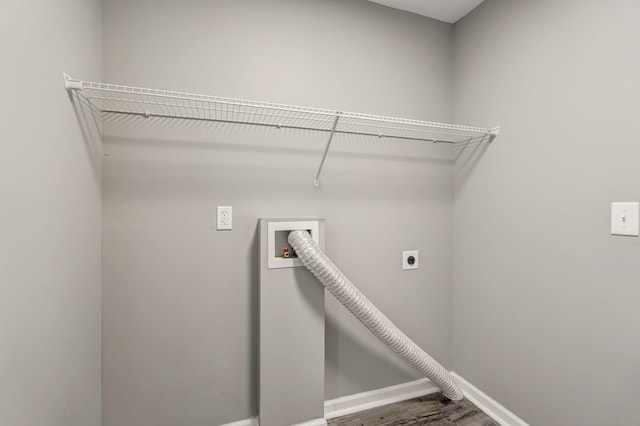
top-left (288, 230), bottom-right (464, 401)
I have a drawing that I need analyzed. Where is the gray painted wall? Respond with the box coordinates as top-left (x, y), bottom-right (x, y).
top-left (453, 1), bottom-right (640, 425)
top-left (0, 0), bottom-right (102, 425)
top-left (101, 0), bottom-right (455, 424)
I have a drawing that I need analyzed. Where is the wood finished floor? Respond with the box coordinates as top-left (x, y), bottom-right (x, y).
top-left (327, 393), bottom-right (499, 426)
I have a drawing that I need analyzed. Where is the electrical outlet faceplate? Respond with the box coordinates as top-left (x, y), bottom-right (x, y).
top-left (402, 250), bottom-right (419, 270)
top-left (217, 206), bottom-right (232, 230)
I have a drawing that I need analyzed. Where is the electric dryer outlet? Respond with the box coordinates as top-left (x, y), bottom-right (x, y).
top-left (402, 250), bottom-right (419, 270)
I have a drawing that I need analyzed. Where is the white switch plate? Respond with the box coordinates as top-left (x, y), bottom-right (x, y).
top-left (611, 202), bottom-right (639, 236)
top-left (402, 250), bottom-right (419, 270)
top-left (217, 206), bottom-right (232, 230)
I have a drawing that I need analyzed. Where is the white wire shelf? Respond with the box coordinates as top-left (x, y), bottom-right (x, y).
top-left (63, 73), bottom-right (499, 186)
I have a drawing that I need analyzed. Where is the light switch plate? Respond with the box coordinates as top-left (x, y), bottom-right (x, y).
top-left (611, 202), bottom-right (639, 236)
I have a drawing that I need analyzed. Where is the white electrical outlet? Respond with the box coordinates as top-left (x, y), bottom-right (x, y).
top-left (402, 250), bottom-right (419, 270)
top-left (217, 206), bottom-right (232, 230)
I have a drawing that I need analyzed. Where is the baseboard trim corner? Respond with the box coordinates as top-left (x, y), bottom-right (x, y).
top-left (324, 377), bottom-right (440, 419)
top-left (451, 372), bottom-right (529, 426)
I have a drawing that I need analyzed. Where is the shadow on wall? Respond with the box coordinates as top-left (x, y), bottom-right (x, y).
top-left (99, 112), bottom-right (465, 162)
top-left (99, 134), bottom-right (467, 204)
top-left (454, 134), bottom-right (492, 190)
top-left (294, 267), bottom-right (326, 320)
top-left (325, 304), bottom-right (420, 396)
top-left (248, 223), bottom-right (260, 415)
top-left (67, 89), bottom-right (102, 186)
top-left (280, 246), bottom-right (420, 400)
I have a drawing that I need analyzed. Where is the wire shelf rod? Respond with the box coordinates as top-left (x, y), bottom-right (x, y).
top-left (84, 95), bottom-right (339, 128)
top-left (82, 83), bottom-right (342, 119)
top-left (86, 94), bottom-right (482, 141)
top-left (100, 109), bottom-right (473, 145)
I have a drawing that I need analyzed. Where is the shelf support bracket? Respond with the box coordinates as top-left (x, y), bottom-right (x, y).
top-left (63, 73), bottom-right (83, 91)
top-left (488, 126), bottom-right (500, 143)
top-left (314, 112), bottom-right (341, 187)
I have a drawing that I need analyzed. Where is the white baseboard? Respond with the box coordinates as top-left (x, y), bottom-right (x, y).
top-left (220, 378), bottom-right (437, 426)
top-left (220, 415), bottom-right (326, 426)
top-left (324, 377), bottom-right (440, 419)
top-left (222, 373), bottom-right (528, 426)
top-left (292, 418), bottom-right (327, 426)
top-left (451, 372), bottom-right (529, 426)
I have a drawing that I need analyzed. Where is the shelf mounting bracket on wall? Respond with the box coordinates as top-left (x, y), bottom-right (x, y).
top-left (63, 73), bottom-right (83, 90)
top-left (314, 112), bottom-right (341, 187)
top-left (488, 126), bottom-right (500, 143)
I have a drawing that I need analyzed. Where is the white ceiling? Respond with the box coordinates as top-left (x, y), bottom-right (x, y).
top-left (367, 0), bottom-right (485, 23)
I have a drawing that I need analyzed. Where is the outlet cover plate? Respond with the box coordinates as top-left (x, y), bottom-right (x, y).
top-left (217, 206), bottom-right (232, 230)
top-left (611, 202), bottom-right (639, 236)
top-left (402, 250), bottom-right (419, 270)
